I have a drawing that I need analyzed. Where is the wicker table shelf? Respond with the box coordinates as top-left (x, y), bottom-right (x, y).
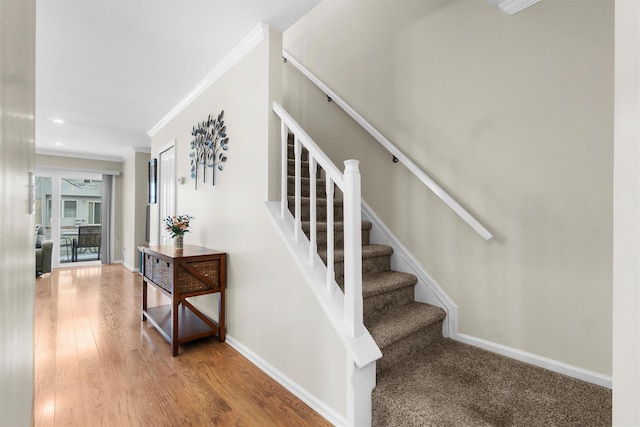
top-left (140, 245), bottom-right (226, 356)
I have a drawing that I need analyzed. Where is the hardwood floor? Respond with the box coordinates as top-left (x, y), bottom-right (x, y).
top-left (34, 264), bottom-right (332, 426)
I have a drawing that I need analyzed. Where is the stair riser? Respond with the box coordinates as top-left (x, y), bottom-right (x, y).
top-left (333, 255), bottom-right (391, 284)
top-left (376, 321), bottom-right (443, 374)
top-left (363, 286), bottom-right (414, 319)
top-left (287, 179), bottom-right (328, 198)
top-left (304, 228), bottom-right (371, 247)
top-left (289, 201), bottom-right (343, 222)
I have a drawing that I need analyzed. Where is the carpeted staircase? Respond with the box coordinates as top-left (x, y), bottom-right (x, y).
top-left (286, 137), bottom-right (446, 371)
top-left (286, 138), bottom-right (611, 426)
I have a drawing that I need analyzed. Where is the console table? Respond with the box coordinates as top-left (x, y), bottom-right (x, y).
top-left (140, 245), bottom-right (226, 356)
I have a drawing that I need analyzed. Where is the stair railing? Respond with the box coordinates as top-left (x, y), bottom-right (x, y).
top-left (273, 101), bottom-right (364, 340)
top-left (283, 51), bottom-right (493, 241)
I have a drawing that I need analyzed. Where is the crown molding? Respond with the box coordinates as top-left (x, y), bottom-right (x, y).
top-left (34, 164), bottom-right (121, 176)
top-left (147, 23), bottom-right (270, 137)
top-left (498, 0), bottom-right (541, 15)
top-left (36, 148), bottom-right (125, 163)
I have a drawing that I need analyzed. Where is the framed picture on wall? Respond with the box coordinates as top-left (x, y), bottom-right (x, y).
top-left (148, 158), bottom-right (157, 204)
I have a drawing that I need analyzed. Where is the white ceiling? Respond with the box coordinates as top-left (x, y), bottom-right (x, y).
top-left (35, 0), bottom-right (321, 161)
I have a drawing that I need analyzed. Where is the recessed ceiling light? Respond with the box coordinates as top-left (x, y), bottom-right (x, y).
top-left (51, 118), bottom-right (64, 124)
top-left (54, 142), bottom-right (63, 146)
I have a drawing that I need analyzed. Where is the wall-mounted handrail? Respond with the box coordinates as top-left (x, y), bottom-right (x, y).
top-left (283, 51), bottom-right (494, 241)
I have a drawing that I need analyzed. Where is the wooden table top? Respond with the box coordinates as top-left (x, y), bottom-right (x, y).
top-left (141, 245), bottom-right (225, 259)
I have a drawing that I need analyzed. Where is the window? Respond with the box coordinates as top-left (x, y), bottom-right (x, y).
top-left (88, 201), bottom-right (101, 225)
top-left (62, 200), bottom-right (77, 218)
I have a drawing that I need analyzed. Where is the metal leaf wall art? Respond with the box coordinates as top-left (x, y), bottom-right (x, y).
top-left (189, 110), bottom-right (229, 188)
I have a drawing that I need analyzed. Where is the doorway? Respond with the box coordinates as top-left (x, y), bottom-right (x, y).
top-left (35, 171), bottom-right (103, 266)
top-left (158, 143), bottom-right (176, 245)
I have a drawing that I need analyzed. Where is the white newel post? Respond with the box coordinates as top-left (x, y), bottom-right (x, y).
top-left (347, 356), bottom-right (376, 427)
top-left (343, 159), bottom-right (363, 339)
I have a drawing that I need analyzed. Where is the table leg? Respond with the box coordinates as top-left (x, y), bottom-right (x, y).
top-left (218, 292), bottom-right (225, 342)
top-left (172, 299), bottom-right (179, 357)
top-left (142, 280), bottom-right (147, 321)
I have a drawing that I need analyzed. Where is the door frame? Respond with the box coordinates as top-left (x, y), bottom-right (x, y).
top-left (34, 168), bottom-right (103, 267)
top-left (158, 140), bottom-right (176, 245)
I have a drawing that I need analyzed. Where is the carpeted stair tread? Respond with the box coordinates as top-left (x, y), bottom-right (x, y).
top-left (362, 271), bottom-right (418, 299)
top-left (302, 220), bottom-right (372, 247)
top-left (287, 176), bottom-right (327, 187)
top-left (318, 244), bottom-right (393, 264)
top-left (287, 158), bottom-right (317, 168)
top-left (287, 176), bottom-right (328, 197)
top-left (366, 302), bottom-right (446, 349)
top-left (287, 195), bottom-right (343, 207)
top-left (287, 180), bottom-right (327, 196)
top-left (372, 339), bottom-right (611, 427)
top-left (287, 145), bottom-right (310, 161)
top-left (301, 220), bottom-right (372, 233)
top-left (287, 159), bottom-right (320, 178)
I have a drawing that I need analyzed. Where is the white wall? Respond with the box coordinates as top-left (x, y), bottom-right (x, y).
top-left (0, 0), bottom-right (36, 424)
top-left (284, 0), bottom-right (613, 375)
top-left (150, 28), bottom-right (347, 419)
top-left (613, 0), bottom-right (640, 423)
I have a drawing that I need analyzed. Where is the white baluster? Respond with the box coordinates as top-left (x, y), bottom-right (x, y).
top-left (294, 137), bottom-right (302, 242)
top-left (343, 160), bottom-right (363, 339)
top-left (326, 177), bottom-right (334, 295)
top-left (281, 122), bottom-right (288, 219)
top-left (309, 157), bottom-right (317, 265)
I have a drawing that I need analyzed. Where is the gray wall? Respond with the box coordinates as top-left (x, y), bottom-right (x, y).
top-left (284, 0), bottom-right (613, 375)
top-left (121, 150), bottom-right (150, 269)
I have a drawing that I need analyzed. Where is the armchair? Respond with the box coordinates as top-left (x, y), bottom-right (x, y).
top-left (35, 225), bottom-right (53, 276)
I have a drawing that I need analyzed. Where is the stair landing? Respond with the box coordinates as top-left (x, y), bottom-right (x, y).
top-left (373, 339), bottom-right (611, 427)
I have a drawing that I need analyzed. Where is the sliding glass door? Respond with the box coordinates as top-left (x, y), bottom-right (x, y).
top-left (35, 171), bottom-right (103, 266)
top-left (59, 176), bottom-right (102, 263)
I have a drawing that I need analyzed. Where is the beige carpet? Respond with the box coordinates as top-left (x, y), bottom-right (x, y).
top-left (373, 339), bottom-right (611, 427)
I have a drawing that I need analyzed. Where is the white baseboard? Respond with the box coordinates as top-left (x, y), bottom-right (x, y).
top-left (122, 261), bottom-right (137, 272)
top-left (452, 333), bottom-right (612, 389)
top-left (225, 335), bottom-right (346, 427)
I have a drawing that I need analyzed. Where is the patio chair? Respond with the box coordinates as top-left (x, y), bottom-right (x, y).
top-left (72, 226), bottom-right (101, 262)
